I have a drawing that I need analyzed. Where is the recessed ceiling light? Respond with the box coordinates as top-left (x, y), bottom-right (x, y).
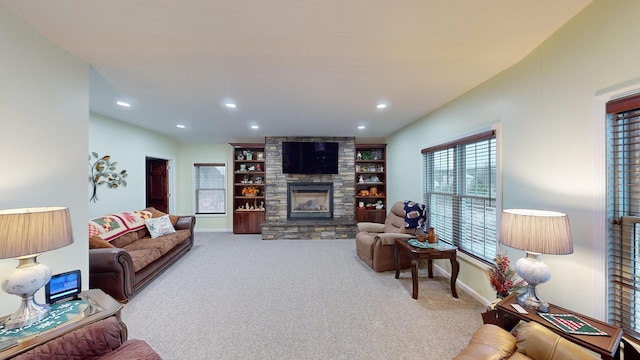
top-left (358, 125), bottom-right (366, 130)
top-left (376, 103), bottom-right (387, 109)
top-left (251, 125), bottom-right (259, 129)
top-left (116, 101), bottom-right (131, 107)
top-left (176, 124), bottom-right (186, 129)
top-left (225, 103), bottom-right (237, 108)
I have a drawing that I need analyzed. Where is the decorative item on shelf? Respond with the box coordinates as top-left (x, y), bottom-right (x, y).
top-left (237, 153), bottom-right (244, 160)
top-left (254, 176), bottom-right (263, 183)
top-left (240, 164), bottom-right (247, 172)
top-left (369, 187), bottom-right (378, 196)
top-left (486, 253), bottom-right (526, 299)
top-left (358, 175), bottom-right (364, 183)
top-left (357, 152), bottom-right (362, 160)
top-left (244, 151), bottom-right (253, 160)
top-left (358, 201), bottom-right (365, 209)
top-left (0, 207), bottom-right (74, 330)
top-left (256, 163), bottom-right (262, 171)
top-left (242, 186), bottom-right (260, 197)
top-left (372, 149), bottom-right (383, 160)
top-left (358, 189), bottom-right (369, 196)
top-left (88, 152), bottom-right (128, 203)
top-left (499, 209), bottom-right (573, 313)
top-left (375, 200), bottom-right (384, 209)
top-left (362, 151), bottom-right (372, 160)
top-left (257, 152), bottom-right (264, 160)
top-left (366, 175), bottom-right (380, 183)
top-left (427, 227), bottom-right (437, 243)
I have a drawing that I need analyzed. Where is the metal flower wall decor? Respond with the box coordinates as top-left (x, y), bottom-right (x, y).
top-left (88, 152), bottom-right (128, 202)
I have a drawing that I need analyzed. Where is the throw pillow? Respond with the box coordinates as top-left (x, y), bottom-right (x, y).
top-left (89, 235), bottom-right (115, 249)
top-left (143, 207), bottom-right (180, 226)
top-left (145, 215), bottom-right (176, 239)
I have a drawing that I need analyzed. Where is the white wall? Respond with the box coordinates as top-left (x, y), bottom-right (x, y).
top-left (387, 0), bottom-right (639, 318)
top-left (88, 113), bottom-right (179, 217)
top-left (176, 144), bottom-right (234, 231)
top-left (0, 6), bottom-right (89, 315)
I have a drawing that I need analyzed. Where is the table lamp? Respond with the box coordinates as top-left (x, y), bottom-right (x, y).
top-left (0, 207), bottom-right (74, 330)
top-left (499, 209), bottom-right (573, 313)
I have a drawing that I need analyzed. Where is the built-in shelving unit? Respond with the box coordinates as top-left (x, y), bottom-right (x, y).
top-left (354, 144), bottom-right (387, 223)
top-left (231, 143), bottom-right (266, 234)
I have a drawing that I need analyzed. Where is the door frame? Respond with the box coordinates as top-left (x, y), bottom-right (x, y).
top-left (145, 154), bottom-right (176, 214)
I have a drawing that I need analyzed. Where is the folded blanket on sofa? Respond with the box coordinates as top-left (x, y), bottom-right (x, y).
top-left (403, 200), bottom-right (426, 229)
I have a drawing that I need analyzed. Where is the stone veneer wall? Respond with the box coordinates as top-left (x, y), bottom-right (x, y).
top-left (262, 136), bottom-right (356, 240)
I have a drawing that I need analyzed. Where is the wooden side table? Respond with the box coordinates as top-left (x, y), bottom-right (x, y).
top-left (0, 289), bottom-right (124, 358)
top-left (496, 293), bottom-right (622, 360)
top-left (394, 238), bottom-right (459, 299)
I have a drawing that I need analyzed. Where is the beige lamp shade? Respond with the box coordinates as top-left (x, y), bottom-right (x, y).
top-left (0, 207), bottom-right (74, 259)
top-left (500, 209), bottom-right (573, 255)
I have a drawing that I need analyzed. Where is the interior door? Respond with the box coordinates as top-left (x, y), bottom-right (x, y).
top-left (146, 157), bottom-right (169, 213)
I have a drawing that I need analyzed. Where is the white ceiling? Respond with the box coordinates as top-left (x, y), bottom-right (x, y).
top-left (1, 0), bottom-right (592, 143)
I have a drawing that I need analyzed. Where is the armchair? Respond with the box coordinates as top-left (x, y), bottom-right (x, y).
top-left (355, 201), bottom-right (426, 271)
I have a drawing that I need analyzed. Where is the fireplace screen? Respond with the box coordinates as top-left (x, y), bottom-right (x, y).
top-left (287, 182), bottom-right (333, 220)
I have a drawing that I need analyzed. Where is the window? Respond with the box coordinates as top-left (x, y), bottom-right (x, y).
top-left (194, 163), bottom-right (226, 215)
top-left (422, 130), bottom-right (497, 262)
top-left (607, 94), bottom-right (640, 339)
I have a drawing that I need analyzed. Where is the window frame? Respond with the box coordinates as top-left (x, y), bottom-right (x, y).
top-left (422, 129), bottom-right (498, 263)
top-left (606, 94), bottom-right (640, 339)
top-left (194, 163), bottom-right (227, 215)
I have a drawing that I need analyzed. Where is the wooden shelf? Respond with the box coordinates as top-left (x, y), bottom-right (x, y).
top-left (355, 144), bottom-right (387, 223)
top-left (231, 143), bottom-right (266, 234)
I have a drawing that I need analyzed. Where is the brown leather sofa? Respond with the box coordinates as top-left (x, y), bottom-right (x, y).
top-left (355, 201), bottom-right (422, 271)
top-left (89, 208), bottom-right (196, 302)
top-left (454, 322), bottom-right (598, 360)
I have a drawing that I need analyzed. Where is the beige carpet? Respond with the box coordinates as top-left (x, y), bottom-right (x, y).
top-left (121, 232), bottom-right (485, 359)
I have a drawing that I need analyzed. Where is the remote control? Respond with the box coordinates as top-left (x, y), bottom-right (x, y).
top-left (511, 303), bottom-right (529, 314)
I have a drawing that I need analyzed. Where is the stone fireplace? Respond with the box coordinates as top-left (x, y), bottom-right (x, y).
top-left (261, 136), bottom-right (357, 240)
top-left (287, 182), bottom-right (333, 220)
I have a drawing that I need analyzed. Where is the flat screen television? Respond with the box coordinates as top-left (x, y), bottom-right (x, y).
top-left (282, 142), bottom-right (339, 174)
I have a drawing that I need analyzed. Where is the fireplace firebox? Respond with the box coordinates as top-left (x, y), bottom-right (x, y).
top-left (287, 182), bottom-right (333, 220)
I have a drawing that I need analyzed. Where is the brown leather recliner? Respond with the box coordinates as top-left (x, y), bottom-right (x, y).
top-left (355, 201), bottom-right (423, 271)
top-left (454, 322), bottom-right (599, 360)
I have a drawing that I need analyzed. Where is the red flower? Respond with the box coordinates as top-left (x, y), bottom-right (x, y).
top-left (486, 253), bottom-right (526, 294)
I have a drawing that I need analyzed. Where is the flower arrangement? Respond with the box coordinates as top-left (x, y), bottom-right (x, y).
top-left (486, 253), bottom-right (526, 297)
top-left (242, 186), bottom-right (259, 196)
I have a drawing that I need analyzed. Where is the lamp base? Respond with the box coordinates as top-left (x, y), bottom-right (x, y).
top-left (517, 284), bottom-right (549, 313)
top-left (514, 252), bottom-right (551, 313)
top-left (1, 254), bottom-right (52, 330)
top-left (2, 295), bottom-right (50, 330)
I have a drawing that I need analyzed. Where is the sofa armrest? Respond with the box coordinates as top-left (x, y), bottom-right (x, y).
top-left (89, 248), bottom-right (135, 302)
top-left (375, 233), bottom-right (413, 246)
top-left (453, 324), bottom-right (516, 360)
top-left (516, 322), bottom-right (598, 360)
top-left (357, 222), bottom-right (385, 233)
top-left (175, 215), bottom-right (196, 232)
top-left (13, 317), bottom-right (124, 359)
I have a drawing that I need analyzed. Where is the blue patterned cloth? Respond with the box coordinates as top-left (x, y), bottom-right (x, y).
top-left (403, 201), bottom-right (426, 229)
top-left (0, 300), bottom-right (88, 342)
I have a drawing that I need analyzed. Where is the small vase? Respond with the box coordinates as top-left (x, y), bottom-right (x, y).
top-left (427, 227), bottom-right (436, 243)
top-left (497, 291), bottom-right (509, 299)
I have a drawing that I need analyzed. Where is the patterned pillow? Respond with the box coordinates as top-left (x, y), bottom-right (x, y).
top-left (145, 215), bottom-right (176, 239)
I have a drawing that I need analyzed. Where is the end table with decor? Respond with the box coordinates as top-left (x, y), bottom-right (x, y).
top-left (0, 289), bottom-right (124, 358)
top-left (495, 292), bottom-right (622, 360)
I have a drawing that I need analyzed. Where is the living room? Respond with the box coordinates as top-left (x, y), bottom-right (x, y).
top-left (1, 0), bottom-right (639, 357)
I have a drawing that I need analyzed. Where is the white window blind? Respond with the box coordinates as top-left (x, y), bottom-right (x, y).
top-left (607, 94), bottom-right (640, 339)
top-left (194, 163), bottom-right (226, 214)
top-left (422, 130), bottom-right (497, 262)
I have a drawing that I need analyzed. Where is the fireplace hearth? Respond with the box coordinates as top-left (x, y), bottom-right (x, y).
top-left (287, 182), bottom-right (333, 220)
